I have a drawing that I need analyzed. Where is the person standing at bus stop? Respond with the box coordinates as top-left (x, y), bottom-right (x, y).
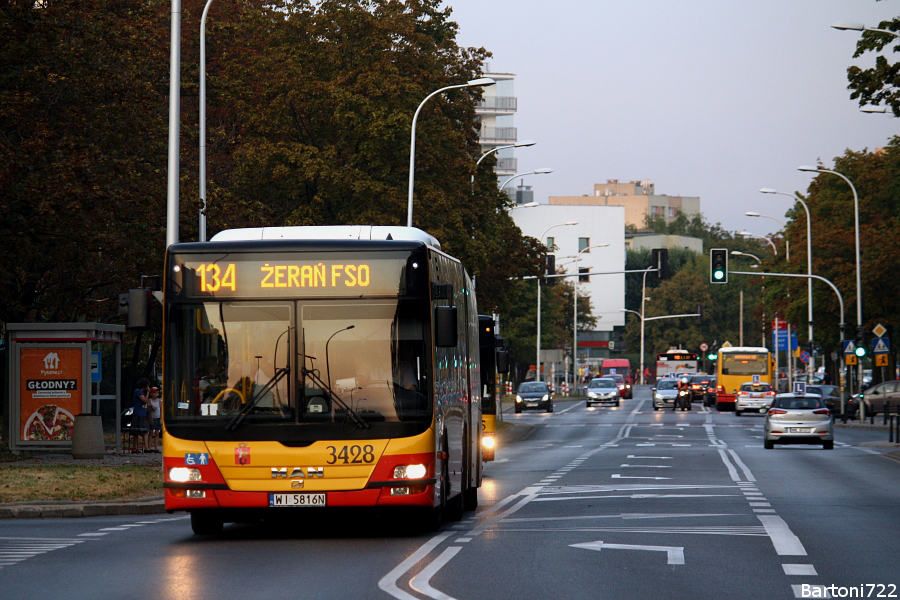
top-left (131, 378), bottom-right (151, 453)
top-left (148, 386), bottom-right (161, 452)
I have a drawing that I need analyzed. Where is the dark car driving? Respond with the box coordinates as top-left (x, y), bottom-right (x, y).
top-left (704, 377), bottom-right (718, 407)
top-left (808, 384), bottom-right (857, 419)
top-left (689, 374), bottom-right (712, 402)
top-left (515, 381), bottom-right (553, 413)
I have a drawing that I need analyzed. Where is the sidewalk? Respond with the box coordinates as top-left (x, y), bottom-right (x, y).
top-left (0, 449), bottom-right (165, 520)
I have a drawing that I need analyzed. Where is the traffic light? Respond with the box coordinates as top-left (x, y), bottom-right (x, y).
top-left (651, 248), bottom-right (668, 280)
top-left (855, 326), bottom-right (866, 357)
top-left (707, 352), bottom-right (717, 361)
top-left (710, 248), bottom-right (728, 283)
top-left (543, 254), bottom-right (556, 286)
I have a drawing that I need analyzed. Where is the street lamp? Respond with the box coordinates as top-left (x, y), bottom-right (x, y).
top-left (761, 187), bottom-right (814, 381)
top-left (573, 243), bottom-right (609, 392)
top-left (500, 168), bottom-right (553, 192)
top-left (861, 107), bottom-right (888, 113)
top-left (407, 77), bottom-right (496, 227)
top-left (199, 0), bottom-right (215, 242)
top-left (832, 21), bottom-right (900, 37)
top-left (472, 140), bottom-right (536, 192)
top-left (739, 231), bottom-right (778, 255)
top-left (746, 212), bottom-right (788, 260)
top-left (799, 164), bottom-right (863, 396)
top-left (731, 251), bottom-right (764, 347)
top-left (536, 221), bottom-right (578, 383)
top-left (509, 202), bottom-right (539, 210)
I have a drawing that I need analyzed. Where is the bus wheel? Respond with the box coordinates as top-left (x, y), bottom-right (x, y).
top-left (190, 511), bottom-right (223, 535)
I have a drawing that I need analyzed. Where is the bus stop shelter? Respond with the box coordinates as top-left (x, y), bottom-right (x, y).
top-left (6, 323), bottom-right (125, 455)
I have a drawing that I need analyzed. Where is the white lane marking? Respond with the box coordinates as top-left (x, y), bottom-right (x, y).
top-left (749, 502), bottom-right (771, 507)
top-left (783, 564), bottom-right (818, 575)
top-left (717, 448), bottom-right (741, 482)
top-left (627, 455), bottom-right (672, 459)
top-left (753, 509), bottom-right (776, 513)
top-left (534, 494), bottom-right (740, 502)
top-left (793, 584), bottom-right (831, 598)
top-left (555, 402), bottom-right (581, 414)
top-left (611, 474), bottom-right (671, 480)
top-left (504, 513), bottom-right (743, 523)
top-left (758, 515), bottom-right (807, 556)
top-left (570, 541), bottom-right (684, 565)
top-left (77, 533), bottom-right (109, 537)
top-left (408, 547), bottom-right (462, 600)
top-left (564, 445), bottom-right (583, 448)
top-left (619, 464), bottom-right (672, 468)
top-left (0, 537), bottom-right (86, 570)
top-left (378, 532), bottom-right (454, 600)
top-left (456, 538), bottom-right (472, 543)
top-left (728, 449), bottom-right (757, 482)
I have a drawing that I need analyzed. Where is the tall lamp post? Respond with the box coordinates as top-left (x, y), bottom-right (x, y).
top-left (746, 212), bottom-right (789, 260)
top-left (799, 165), bottom-right (863, 396)
top-left (731, 251), bottom-right (764, 347)
top-left (536, 221), bottom-right (578, 382)
top-left (407, 77), bottom-right (496, 227)
top-left (739, 231), bottom-right (778, 255)
top-left (500, 168), bottom-right (553, 196)
top-left (199, 0), bottom-right (215, 242)
top-left (472, 140), bottom-right (536, 191)
top-left (573, 243), bottom-right (609, 392)
top-left (760, 187), bottom-right (815, 382)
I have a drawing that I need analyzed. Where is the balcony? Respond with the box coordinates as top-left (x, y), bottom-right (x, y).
top-left (479, 126), bottom-right (518, 145)
top-left (475, 96), bottom-right (517, 115)
top-left (495, 157), bottom-right (517, 175)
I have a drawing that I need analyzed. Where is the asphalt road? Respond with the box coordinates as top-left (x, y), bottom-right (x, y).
top-left (1, 386), bottom-right (899, 600)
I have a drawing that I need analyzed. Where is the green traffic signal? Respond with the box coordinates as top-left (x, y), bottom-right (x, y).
top-left (713, 269), bottom-right (725, 281)
top-left (707, 353), bottom-right (717, 361)
top-left (709, 248), bottom-right (728, 284)
top-left (855, 345), bottom-right (866, 357)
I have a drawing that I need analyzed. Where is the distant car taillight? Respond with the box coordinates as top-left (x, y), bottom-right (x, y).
top-left (717, 385), bottom-right (725, 393)
top-left (813, 409), bottom-right (830, 415)
top-left (766, 391), bottom-right (776, 396)
top-left (769, 409), bottom-right (788, 415)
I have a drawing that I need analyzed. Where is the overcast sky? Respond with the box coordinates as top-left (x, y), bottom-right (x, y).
top-left (445, 0), bottom-right (896, 236)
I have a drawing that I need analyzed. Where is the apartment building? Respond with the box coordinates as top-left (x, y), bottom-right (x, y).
top-left (549, 179), bottom-right (700, 229)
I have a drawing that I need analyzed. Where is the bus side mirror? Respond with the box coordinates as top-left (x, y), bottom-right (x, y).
top-left (435, 306), bottom-right (457, 347)
top-left (496, 350), bottom-right (510, 374)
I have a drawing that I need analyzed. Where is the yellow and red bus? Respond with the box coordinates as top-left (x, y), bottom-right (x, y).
top-left (715, 346), bottom-right (774, 411)
top-left (478, 315), bottom-right (509, 461)
top-left (162, 226), bottom-right (482, 534)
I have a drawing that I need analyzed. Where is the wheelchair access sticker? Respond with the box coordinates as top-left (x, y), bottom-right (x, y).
top-left (184, 453), bottom-right (209, 466)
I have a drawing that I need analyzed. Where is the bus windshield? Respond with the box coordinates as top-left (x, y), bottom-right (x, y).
top-left (165, 299), bottom-right (430, 442)
top-left (721, 353), bottom-right (768, 376)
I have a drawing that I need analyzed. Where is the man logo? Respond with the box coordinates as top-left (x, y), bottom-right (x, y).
top-left (271, 467), bottom-right (324, 479)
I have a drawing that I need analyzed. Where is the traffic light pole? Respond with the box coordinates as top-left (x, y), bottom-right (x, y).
top-left (730, 270), bottom-right (847, 415)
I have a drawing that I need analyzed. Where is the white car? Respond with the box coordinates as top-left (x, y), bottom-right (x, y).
top-left (735, 382), bottom-right (776, 415)
top-left (586, 377), bottom-right (620, 407)
top-left (651, 379), bottom-right (679, 410)
top-left (764, 393), bottom-right (833, 450)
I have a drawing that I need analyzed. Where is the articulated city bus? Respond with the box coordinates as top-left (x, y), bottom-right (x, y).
top-left (162, 226), bottom-right (482, 534)
top-left (715, 346), bottom-right (774, 411)
top-left (478, 315), bottom-right (509, 461)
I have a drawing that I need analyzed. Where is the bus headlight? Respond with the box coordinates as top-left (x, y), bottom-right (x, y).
top-left (168, 467), bottom-right (201, 483)
top-left (482, 435), bottom-right (496, 449)
top-left (393, 464), bottom-right (427, 479)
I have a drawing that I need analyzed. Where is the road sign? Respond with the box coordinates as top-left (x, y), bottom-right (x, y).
top-left (772, 331), bottom-right (798, 351)
top-left (700, 342), bottom-right (709, 352)
top-left (846, 353), bottom-right (858, 366)
top-left (842, 340), bottom-right (856, 355)
top-left (873, 324), bottom-right (887, 338)
top-left (876, 354), bottom-right (889, 367)
top-left (799, 351), bottom-right (809, 364)
top-left (873, 337), bottom-right (890, 354)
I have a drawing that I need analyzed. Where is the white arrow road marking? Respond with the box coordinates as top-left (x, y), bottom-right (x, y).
top-left (612, 474), bottom-right (672, 480)
top-left (409, 546), bottom-right (462, 600)
top-left (378, 532), bottom-right (453, 600)
top-left (570, 541), bottom-right (685, 565)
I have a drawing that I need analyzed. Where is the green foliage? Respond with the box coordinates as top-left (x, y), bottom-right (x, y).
top-left (846, 12), bottom-right (900, 116)
top-left (0, 0), bottom-right (540, 332)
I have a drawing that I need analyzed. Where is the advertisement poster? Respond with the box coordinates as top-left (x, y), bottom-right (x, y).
top-left (19, 347), bottom-right (83, 442)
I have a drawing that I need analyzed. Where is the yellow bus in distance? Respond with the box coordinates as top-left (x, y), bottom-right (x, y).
top-left (715, 346), bottom-right (774, 411)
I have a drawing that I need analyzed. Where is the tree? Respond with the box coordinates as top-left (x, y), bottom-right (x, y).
top-left (845, 11), bottom-right (900, 116)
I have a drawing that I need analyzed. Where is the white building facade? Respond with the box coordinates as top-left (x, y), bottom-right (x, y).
top-left (510, 204), bottom-right (626, 335)
top-left (476, 70), bottom-right (520, 195)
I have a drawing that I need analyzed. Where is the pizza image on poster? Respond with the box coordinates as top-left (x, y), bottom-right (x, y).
top-left (23, 405), bottom-right (76, 441)
top-left (18, 347), bottom-right (84, 443)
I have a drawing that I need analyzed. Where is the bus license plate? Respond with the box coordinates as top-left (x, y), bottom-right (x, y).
top-left (788, 427), bottom-right (811, 433)
top-left (269, 493), bottom-right (326, 507)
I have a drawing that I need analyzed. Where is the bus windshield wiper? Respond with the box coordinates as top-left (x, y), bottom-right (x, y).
top-left (302, 366), bottom-right (371, 430)
top-left (225, 366), bottom-right (290, 431)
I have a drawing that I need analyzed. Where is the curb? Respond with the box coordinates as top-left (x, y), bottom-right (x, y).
top-left (0, 497), bottom-right (165, 519)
